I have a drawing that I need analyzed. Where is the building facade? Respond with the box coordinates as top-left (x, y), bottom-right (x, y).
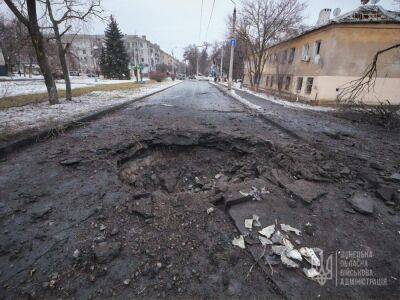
top-left (244, 5), bottom-right (400, 105)
top-left (0, 47), bottom-right (6, 76)
top-left (63, 34), bottom-right (181, 75)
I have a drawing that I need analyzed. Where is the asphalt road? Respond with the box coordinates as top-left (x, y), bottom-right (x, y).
top-left (0, 80), bottom-right (399, 299)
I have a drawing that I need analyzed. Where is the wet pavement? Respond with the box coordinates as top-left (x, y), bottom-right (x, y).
top-left (0, 80), bottom-right (399, 299)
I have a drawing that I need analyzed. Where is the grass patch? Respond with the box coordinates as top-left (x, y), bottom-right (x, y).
top-left (0, 81), bottom-right (155, 110)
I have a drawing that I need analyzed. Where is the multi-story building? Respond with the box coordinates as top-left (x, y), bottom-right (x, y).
top-left (244, 5), bottom-right (400, 105)
top-left (63, 34), bottom-right (181, 75)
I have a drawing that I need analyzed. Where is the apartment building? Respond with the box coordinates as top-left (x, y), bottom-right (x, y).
top-left (63, 34), bottom-right (180, 75)
top-left (245, 5), bottom-right (400, 105)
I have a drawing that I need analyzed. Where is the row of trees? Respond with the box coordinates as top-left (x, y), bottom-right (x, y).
top-left (3, 0), bottom-right (104, 104)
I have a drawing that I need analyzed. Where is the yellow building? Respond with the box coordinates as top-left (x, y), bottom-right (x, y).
top-left (244, 5), bottom-right (400, 105)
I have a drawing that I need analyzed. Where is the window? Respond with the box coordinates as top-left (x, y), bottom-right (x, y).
top-left (302, 44), bottom-right (310, 61)
top-left (289, 48), bottom-right (296, 64)
top-left (314, 40), bottom-right (322, 55)
top-left (278, 75), bottom-right (284, 90)
top-left (266, 76), bottom-right (269, 87)
top-left (273, 53), bottom-right (278, 64)
top-left (270, 75), bottom-right (274, 87)
top-left (82, 50), bottom-right (86, 55)
top-left (296, 77), bottom-right (303, 93)
top-left (305, 77), bottom-right (314, 94)
top-left (282, 50), bottom-right (288, 64)
top-left (285, 76), bottom-right (291, 90)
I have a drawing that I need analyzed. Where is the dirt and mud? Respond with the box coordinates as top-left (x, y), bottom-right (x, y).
top-left (0, 81), bottom-right (399, 299)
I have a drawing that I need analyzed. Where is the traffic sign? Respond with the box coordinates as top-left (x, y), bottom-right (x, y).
top-left (231, 38), bottom-right (237, 47)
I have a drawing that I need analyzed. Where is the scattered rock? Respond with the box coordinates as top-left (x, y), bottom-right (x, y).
top-left (110, 227), bottom-right (119, 236)
top-left (343, 208), bottom-right (356, 214)
top-left (281, 224), bottom-right (301, 236)
top-left (303, 222), bottom-right (315, 236)
top-left (73, 249), bottom-right (80, 259)
top-left (347, 192), bottom-right (375, 215)
top-left (123, 279), bottom-right (130, 285)
top-left (207, 207), bottom-right (215, 215)
top-left (258, 225), bottom-right (275, 239)
top-left (265, 254), bottom-right (281, 266)
top-left (232, 236), bottom-right (245, 249)
top-left (160, 174), bottom-right (177, 193)
top-left (93, 242), bottom-right (122, 264)
top-left (303, 268), bottom-right (320, 278)
top-left (30, 206), bottom-right (52, 220)
top-left (369, 162), bottom-right (384, 171)
top-left (127, 197), bottom-right (154, 219)
top-left (223, 191), bottom-right (252, 208)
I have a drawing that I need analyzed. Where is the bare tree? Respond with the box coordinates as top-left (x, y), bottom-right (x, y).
top-left (235, 0), bottom-right (306, 91)
top-left (40, 0), bottom-right (103, 101)
top-left (4, 0), bottom-right (59, 104)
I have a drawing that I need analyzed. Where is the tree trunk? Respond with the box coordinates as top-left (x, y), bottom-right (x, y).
top-left (54, 29), bottom-right (72, 101)
top-left (26, 0), bottom-right (59, 104)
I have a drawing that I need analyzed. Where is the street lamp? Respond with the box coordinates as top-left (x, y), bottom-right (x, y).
top-left (227, 0), bottom-right (237, 90)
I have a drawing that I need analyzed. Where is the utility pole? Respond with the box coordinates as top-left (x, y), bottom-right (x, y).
top-left (228, 6), bottom-right (236, 90)
top-left (220, 46), bottom-right (224, 78)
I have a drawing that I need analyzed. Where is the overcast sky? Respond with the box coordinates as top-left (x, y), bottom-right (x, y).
top-left (88, 0), bottom-right (397, 59)
top-left (2, 0), bottom-right (398, 59)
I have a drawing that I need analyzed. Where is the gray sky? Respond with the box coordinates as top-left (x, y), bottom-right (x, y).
top-left (89, 0), bottom-right (397, 60)
top-left (1, 0), bottom-right (398, 59)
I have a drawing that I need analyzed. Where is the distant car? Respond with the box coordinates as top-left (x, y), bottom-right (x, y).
top-left (69, 71), bottom-right (80, 76)
top-left (52, 70), bottom-right (64, 80)
top-left (189, 75), bottom-right (196, 80)
top-left (177, 74), bottom-right (186, 80)
top-left (86, 73), bottom-right (96, 78)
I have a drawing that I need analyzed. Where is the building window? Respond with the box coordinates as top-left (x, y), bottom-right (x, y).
top-left (266, 76), bottom-right (269, 87)
top-left (301, 44), bottom-right (310, 61)
top-left (314, 40), bottom-right (322, 55)
top-left (278, 75), bottom-right (284, 90)
top-left (296, 77), bottom-right (303, 93)
top-left (289, 48), bottom-right (296, 64)
top-left (285, 76), bottom-right (291, 90)
top-left (141, 58), bottom-right (144, 63)
top-left (82, 50), bottom-right (86, 55)
top-left (270, 75), bottom-right (274, 87)
top-left (282, 50), bottom-right (288, 64)
top-left (305, 77), bottom-right (314, 94)
top-left (273, 53), bottom-right (278, 64)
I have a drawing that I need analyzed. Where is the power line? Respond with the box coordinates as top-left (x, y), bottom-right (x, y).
top-left (205, 0), bottom-right (216, 42)
top-left (199, 0), bottom-right (204, 43)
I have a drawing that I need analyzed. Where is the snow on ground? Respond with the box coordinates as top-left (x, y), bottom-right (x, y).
top-left (0, 80), bottom-right (180, 139)
top-left (217, 81), bottom-right (335, 112)
top-left (0, 76), bottom-right (150, 97)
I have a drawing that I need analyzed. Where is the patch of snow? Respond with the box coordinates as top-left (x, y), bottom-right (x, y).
top-left (0, 77), bottom-right (151, 97)
top-left (0, 81), bottom-right (180, 139)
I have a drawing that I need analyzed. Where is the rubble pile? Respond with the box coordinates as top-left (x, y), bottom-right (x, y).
top-left (233, 219), bottom-right (324, 281)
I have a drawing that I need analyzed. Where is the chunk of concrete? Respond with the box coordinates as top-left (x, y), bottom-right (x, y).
top-left (94, 242), bottom-right (122, 264)
top-left (347, 192), bottom-right (375, 215)
top-left (376, 186), bottom-right (395, 202)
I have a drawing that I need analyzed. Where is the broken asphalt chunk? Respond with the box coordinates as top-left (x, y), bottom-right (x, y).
top-left (281, 252), bottom-right (300, 268)
top-left (299, 247), bottom-right (320, 267)
top-left (59, 158), bottom-right (82, 166)
top-left (303, 267), bottom-right (320, 278)
top-left (347, 192), bottom-right (375, 215)
top-left (284, 179), bottom-right (327, 204)
top-left (259, 236), bottom-right (273, 246)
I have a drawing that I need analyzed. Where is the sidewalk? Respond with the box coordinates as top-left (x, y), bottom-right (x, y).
top-left (0, 80), bottom-right (180, 155)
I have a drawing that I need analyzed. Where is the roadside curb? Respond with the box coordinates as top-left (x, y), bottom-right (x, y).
top-left (0, 82), bottom-right (181, 157)
top-left (211, 82), bottom-right (306, 142)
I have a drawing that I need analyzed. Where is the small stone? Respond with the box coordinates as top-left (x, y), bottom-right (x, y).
top-left (376, 186), bottom-right (395, 202)
top-left (110, 227), bottom-right (119, 236)
top-left (123, 279), bottom-right (130, 285)
top-left (343, 208), bottom-right (356, 214)
top-left (156, 262), bottom-right (162, 269)
top-left (340, 167), bottom-right (351, 175)
top-left (99, 224), bottom-right (107, 231)
top-left (73, 249), bottom-right (80, 258)
top-left (93, 242), bottom-right (122, 264)
top-left (59, 158), bottom-right (82, 166)
top-left (304, 222), bottom-right (315, 236)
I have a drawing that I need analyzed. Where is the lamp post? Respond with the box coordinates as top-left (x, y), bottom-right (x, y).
top-left (228, 0), bottom-right (237, 90)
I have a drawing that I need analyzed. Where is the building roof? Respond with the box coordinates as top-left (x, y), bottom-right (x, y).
top-left (268, 5), bottom-right (400, 49)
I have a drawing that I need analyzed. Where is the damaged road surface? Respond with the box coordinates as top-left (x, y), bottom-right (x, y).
top-left (0, 81), bottom-right (399, 299)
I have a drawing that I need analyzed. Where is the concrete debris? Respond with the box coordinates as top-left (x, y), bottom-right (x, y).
top-left (281, 252), bottom-right (300, 268)
top-left (94, 242), bottom-right (122, 264)
top-left (300, 247), bottom-right (320, 267)
top-left (207, 207), bottom-right (215, 215)
top-left (390, 173), bottom-right (400, 183)
top-left (232, 235), bottom-right (246, 249)
top-left (123, 279), bottom-right (131, 285)
top-left (59, 158), bottom-right (82, 166)
top-left (281, 224), bottom-right (301, 236)
top-left (265, 254), bottom-right (281, 266)
top-left (245, 214), bottom-right (262, 229)
top-left (284, 179), bottom-right (327, 204)
top-left (215, 173), bottom-right (224, 179)
top-left (286, 249), bottom-right (302, 261)
top-left (376, 186), bottom-right (395, 202)
top-left (347, 192), bottom-right (375, 215)
top-left (239, 186), bottom-right (265, 201)
top-left (282, 238), bottom-right (294, 250)
top-left (271, 230), bottom-right (284, 244)
top-left (271, 245), bottom-right (289, 256)
top-left (258, 225), bottom-right (275, 238)
top-left (73, 249), bottom-right (80, 258)
top-left (303, 268), bottom-right (320, 278)
top-left (259, 236), bottom-right (273, 246)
